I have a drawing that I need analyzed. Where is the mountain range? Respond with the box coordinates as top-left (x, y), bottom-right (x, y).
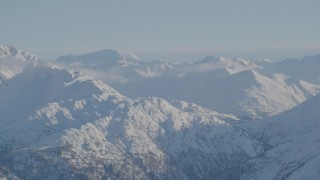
top-left (0, 45), bottom-right (320, 179)
top-left (57, 49), bottom-right (320, 119)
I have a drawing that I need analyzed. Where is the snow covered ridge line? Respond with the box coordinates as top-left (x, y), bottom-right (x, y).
top-left (2, 45), bottom-right (320, 119)
top-left (55, 47), bottom-right (274, 78)
top-left (2, 45), bottom-right (320, 117)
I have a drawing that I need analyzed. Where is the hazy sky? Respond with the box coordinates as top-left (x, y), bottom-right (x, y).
top-left (1, 0), bottom-right (320, 61)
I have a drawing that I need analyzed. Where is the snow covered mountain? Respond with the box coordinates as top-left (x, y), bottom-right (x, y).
top-left (0, 48), bottom-right (263, 179)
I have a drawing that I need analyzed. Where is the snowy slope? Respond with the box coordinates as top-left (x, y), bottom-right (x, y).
top-left (115, 69), bottom-right (320, 119)
top-left (0, 55), bottom-right (263, 179)
top-left (238, 94), bottom-right (320, 180)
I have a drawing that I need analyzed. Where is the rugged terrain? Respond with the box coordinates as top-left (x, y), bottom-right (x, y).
top-left (0, 45), bottom-right (320, 179)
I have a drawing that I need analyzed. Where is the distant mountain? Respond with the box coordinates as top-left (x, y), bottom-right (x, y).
top-left (260, 55), bottom-right (320, 84)
top-left (56, 50), bottom-right (320, 119)
top-left (57, 49), bottom-right (140, 67)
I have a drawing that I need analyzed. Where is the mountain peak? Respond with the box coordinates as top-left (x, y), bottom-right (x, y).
top-left (87, 49), bottom-right (122, 59)
top-left (0, 44), bottom-right (18, 56)
top-left (56, 49), bottom-right (140, 66)
top-left (196, 56), bottom-right (222, 64)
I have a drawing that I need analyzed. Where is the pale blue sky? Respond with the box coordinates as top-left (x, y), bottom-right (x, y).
top-left (1, 0), bottom-right (320, 61)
